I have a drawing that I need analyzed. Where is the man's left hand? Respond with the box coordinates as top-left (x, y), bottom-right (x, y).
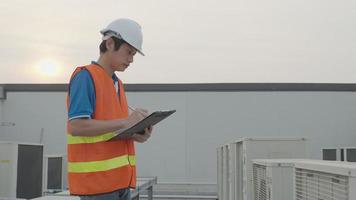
top-left (132, 126), bottom-right (153, 143)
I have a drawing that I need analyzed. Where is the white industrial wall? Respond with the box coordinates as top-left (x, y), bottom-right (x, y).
top-left (1, 91), bottom-right (356, 184)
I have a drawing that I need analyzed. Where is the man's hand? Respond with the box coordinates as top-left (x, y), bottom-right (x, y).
top-left (132, 126), bottom-right (153, 143)
top-left (112, 108), bottom-right (150, 140)
top-left (126, 108), bottom-right (148, 128)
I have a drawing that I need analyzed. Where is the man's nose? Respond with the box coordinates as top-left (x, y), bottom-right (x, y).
top-left (128, 56), bottom-right (134, 63)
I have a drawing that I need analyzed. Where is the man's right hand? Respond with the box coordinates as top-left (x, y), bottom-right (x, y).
top-left (126, 108), bottom-right (148, 128)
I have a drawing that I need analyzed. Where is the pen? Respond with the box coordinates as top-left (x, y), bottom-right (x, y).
top-left (128, 106), bottom-right (148, 116)
top-left (128, 105), bottom-right (135, 112)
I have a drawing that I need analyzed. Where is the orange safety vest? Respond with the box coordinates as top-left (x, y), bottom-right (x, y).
top-left (66, 64), bottom-right (136, 195)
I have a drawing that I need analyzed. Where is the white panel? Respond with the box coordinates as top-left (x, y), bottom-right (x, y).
top-left (228, 143), bottom-right (237, 200)
top-left (127, 92), bottom-right (188, 182)
top-left (349, 177), bottom-right (356, 199)
top-left (235, 142), bottom-right (244, 200)
top-left (278, 167), bottom-right (294, 200)
top-left (0, 92), bottom-right (67, 155)
top-left (222, 145), bottom-right (229, 200)
top-left (217, 147), bottom-right (223, 200)
top-left (43, 155), bottom-right (48, 193)
top-left (0, 143), bottom-right (17, 197)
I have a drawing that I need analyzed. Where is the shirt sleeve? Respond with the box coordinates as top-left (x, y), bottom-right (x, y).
top-left (68, 69), bottom-right (96, 121)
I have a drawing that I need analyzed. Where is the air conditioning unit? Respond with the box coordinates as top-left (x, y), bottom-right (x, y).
top-left (0, 85), bottom-right (5, 99)
top-left (322, 148), bottom-right (340, 161)
top-left (294, 160), bottom-right (356, 200)
top-left (343, 147), bottom-right (356, 162)
top-left (253, 159), bottom-right (303, 200)
top-left (217, 138), bottom-right (306, 200)
top-left (217, 143), bottom-right (230, 200)
top-left (322, 147), bottom-right (356, 162)
top-left (43, 154), bottom-right (67, 192)
top-left (0, 142), bottom-right (43, 199)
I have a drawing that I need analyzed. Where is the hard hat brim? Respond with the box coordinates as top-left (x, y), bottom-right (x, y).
top-left (101, 33), bottom-right (145, 56)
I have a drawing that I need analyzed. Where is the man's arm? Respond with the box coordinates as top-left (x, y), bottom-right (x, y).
top-left (70, 118), bottom-right (128, 136)
top-left (70, 108), bottom-right (148, 136)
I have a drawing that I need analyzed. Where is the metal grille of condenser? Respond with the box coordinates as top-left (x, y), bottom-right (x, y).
top-left (253, 164), bottom-right (267, 200)
top-left (295, 168), bottom-right (349, 200)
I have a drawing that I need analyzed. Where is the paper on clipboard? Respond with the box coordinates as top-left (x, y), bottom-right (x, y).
top-left (110, 110), bottom-right (176, 140)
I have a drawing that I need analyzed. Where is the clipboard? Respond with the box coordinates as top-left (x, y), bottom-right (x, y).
top-left (110, 110), bottom-right (176, 140)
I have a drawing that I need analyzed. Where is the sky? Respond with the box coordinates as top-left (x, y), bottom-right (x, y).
top-left (0, 0), bottom-right (355, 83)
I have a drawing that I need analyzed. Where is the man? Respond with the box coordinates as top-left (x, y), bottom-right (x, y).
top-left (66, 18), bottom-right (153, 200)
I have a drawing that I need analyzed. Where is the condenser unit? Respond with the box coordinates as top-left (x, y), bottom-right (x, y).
top-left (0, 142), bottom-right (43, 199)
top-left (343, 147), bottom-right (356, 162)
top-left (217, 143), bottom-right (230, 200)
top-left (294, 160), bottom-right (356, 200)
top-left (217, 137), bottom-right (306, 200)
top-left (43, 154), bottom-right (67, 192)
top-left (322, 148), bottom-right (340, 161)
top-left (322, 147), bottom-right (356, 162)
top-left (253, 159), bottom-right (305, 200)
top-left (0, 85), bottom-right (5, 99)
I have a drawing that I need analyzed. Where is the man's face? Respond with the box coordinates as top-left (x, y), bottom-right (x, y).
top-left (107, 39), bottom-right (137, 72)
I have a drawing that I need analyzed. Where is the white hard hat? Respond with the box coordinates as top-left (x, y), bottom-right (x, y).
top-left (100, 18), bottom-right (144, 56)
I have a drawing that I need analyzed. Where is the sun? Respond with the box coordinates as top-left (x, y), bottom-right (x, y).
top-left (36, 58), bottom-right (61, 77)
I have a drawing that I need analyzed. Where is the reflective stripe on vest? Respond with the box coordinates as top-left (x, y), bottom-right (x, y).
top-left (67, 132), bottom-right (116, 144)
top-left (68, 155), bottom-right (136, 173)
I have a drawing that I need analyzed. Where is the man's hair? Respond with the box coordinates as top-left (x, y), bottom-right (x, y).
top-left (99, 37), bottom-right (126, 53)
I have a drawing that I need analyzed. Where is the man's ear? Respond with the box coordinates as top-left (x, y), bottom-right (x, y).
top-left (106, 38), bottom-right (114, 51)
